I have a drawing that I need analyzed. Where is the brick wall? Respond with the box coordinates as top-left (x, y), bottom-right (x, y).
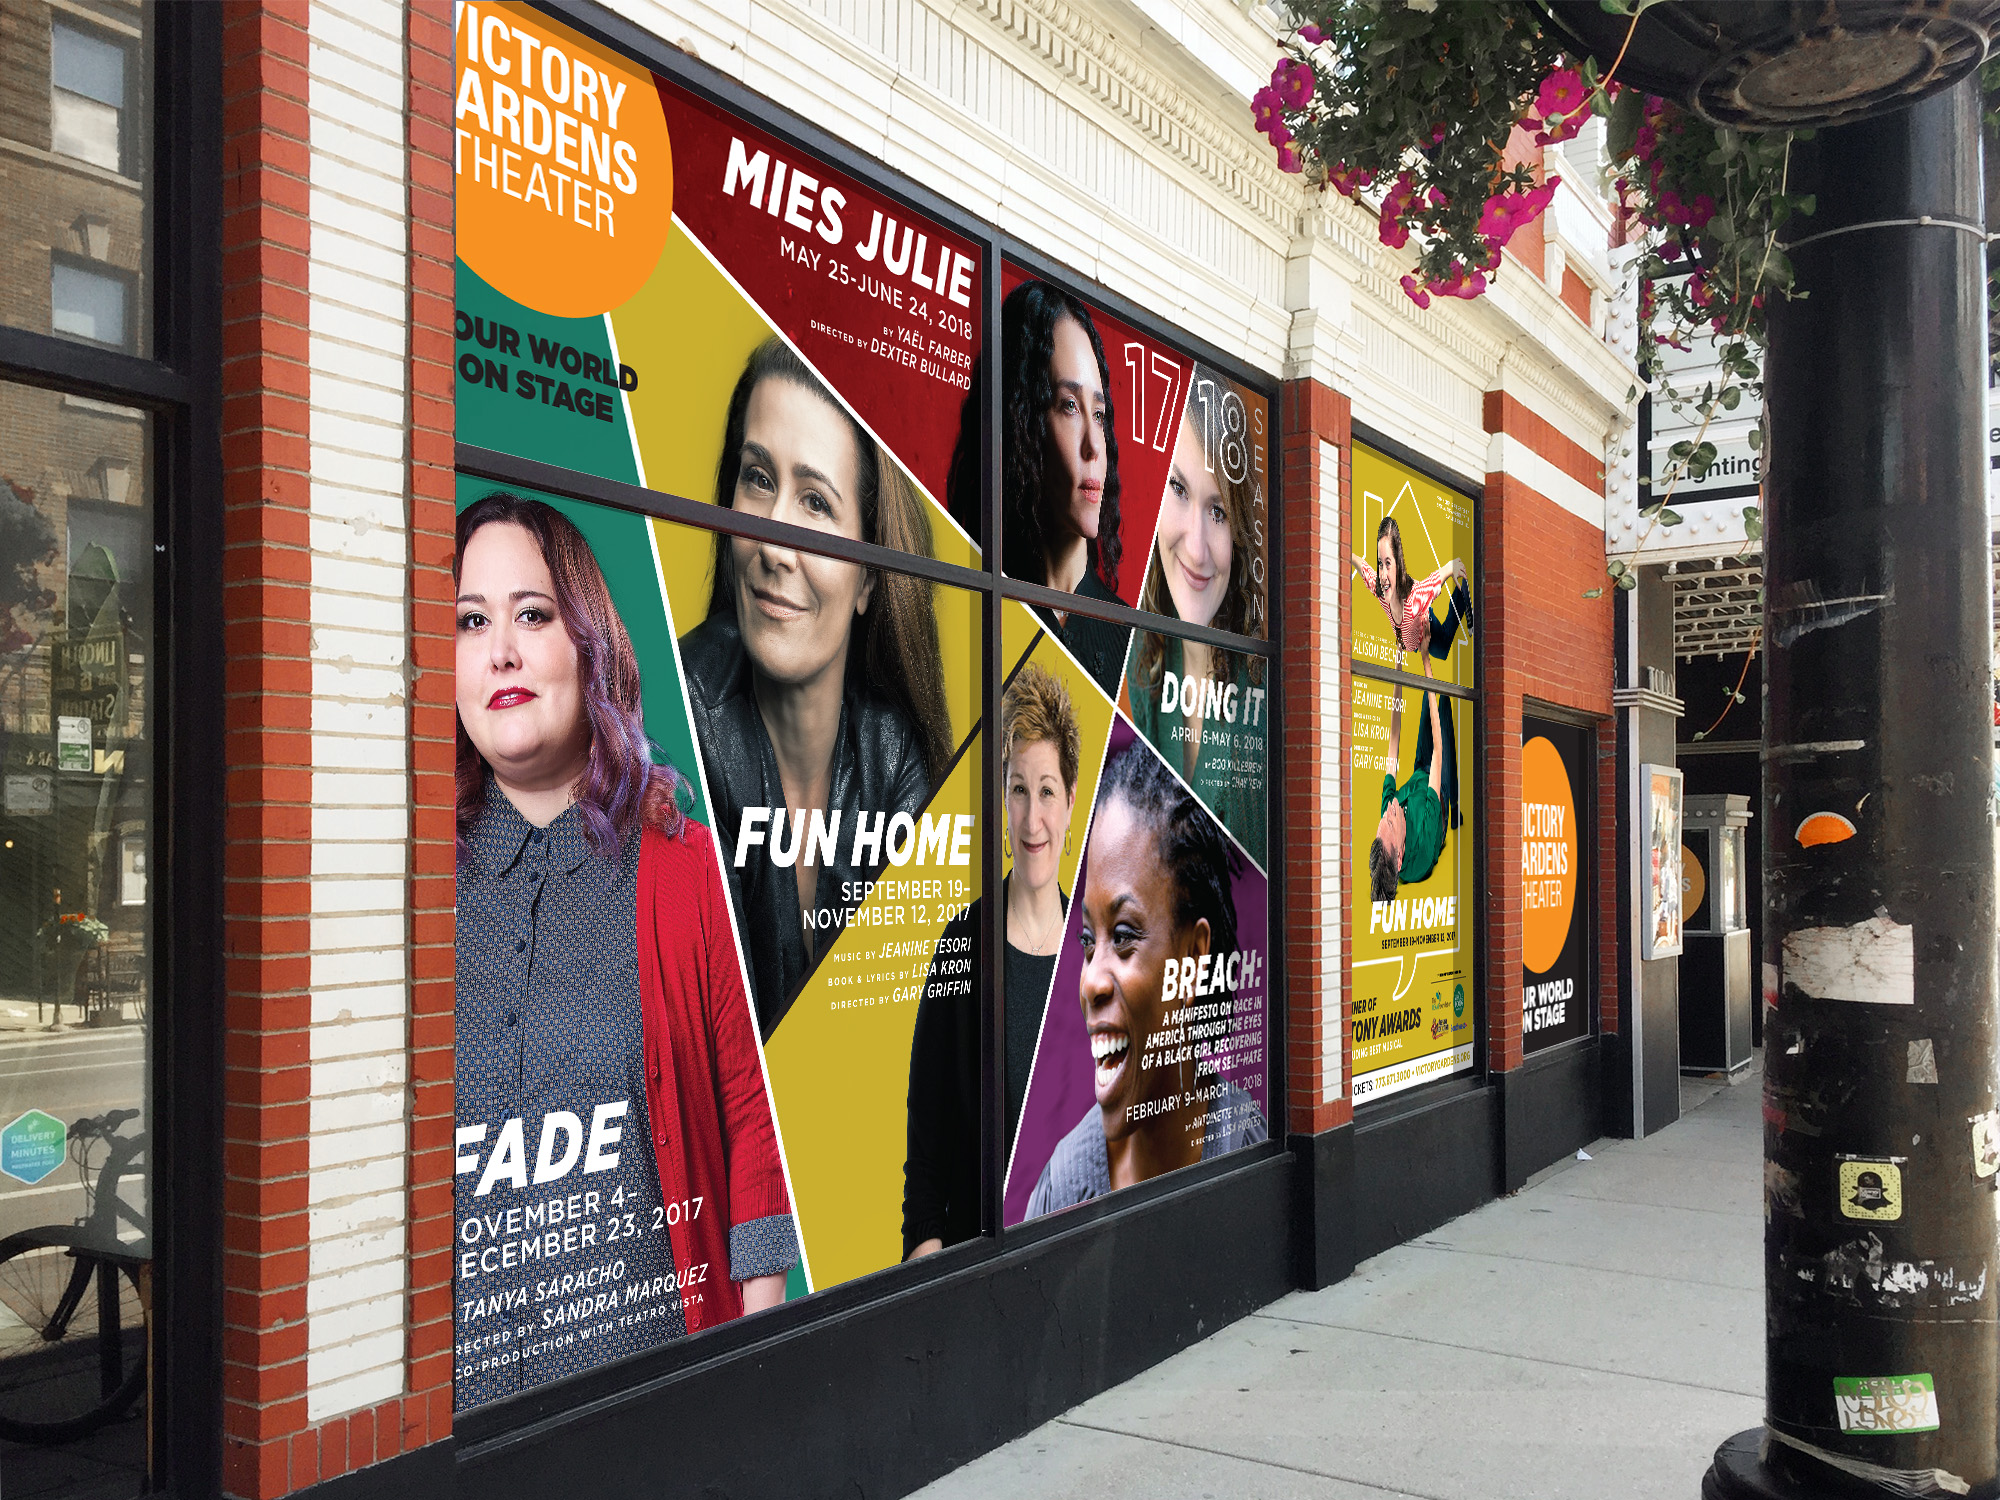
top-left (1281, 380), bottom-right (1350, 1137)
top-left (1479, 393), bottom-right (1617, 1074)
top-left (217, 1), bottom-right (455, 1493)
top-left (219, 4), bottom-right (317, 1492)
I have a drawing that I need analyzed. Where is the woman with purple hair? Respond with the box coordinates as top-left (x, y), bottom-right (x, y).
top-left (452, 493), bottom-right (796, 1412)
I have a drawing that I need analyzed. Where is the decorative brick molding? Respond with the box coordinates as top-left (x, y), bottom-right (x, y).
top-left (1280, 378), bottom-right (1351, 1137)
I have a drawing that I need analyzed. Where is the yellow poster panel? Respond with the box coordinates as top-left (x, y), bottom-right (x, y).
top-left (652, 517), bottom-right (982, 1289)
top-left (762, 742), bottom-right (980, 1287)
top-left (612, 229), bottom-right (977, 573)
top-left (1350, 444), bottom-right (1476, 690)
top-left (1349, 674), bottom-right (1478, 1103)
top-left (998, 600), bottom-right (1116, 903)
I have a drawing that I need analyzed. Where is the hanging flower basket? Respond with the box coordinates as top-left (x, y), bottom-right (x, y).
top-left (1256, 1), bottom-right (1816, 579)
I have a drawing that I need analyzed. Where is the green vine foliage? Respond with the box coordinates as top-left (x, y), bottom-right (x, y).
top-left (1275, 2), bottom-right (1555, 289)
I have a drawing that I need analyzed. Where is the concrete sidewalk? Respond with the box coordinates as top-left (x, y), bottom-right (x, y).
top-left (915, 1066), bottom-right (1763, 1500)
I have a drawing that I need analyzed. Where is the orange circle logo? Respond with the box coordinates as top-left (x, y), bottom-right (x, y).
top-left (456, 7), bottom-right (673, 317)
top-left (1681, 845), bottom-right (1705, 915)
top-left (1521, 736), bottom-right (1578, 974)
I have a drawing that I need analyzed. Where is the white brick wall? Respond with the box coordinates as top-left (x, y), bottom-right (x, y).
top-left (304, 0), bottom-right (411, 1426)
top-left (1319, 439), bottom-right (1343, 1103)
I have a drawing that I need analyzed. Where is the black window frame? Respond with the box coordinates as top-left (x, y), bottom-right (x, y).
top-left (0, 4), bottom-right (226, 1495)
top-left (448, 0), bottom-right (1287, 1444)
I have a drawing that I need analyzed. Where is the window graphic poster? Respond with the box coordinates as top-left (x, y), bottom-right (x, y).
top-left (1349, 676), bottom-right (1477, 1102)
top-left (1347, 444), bottom-right (1478, 1103)
top-left (452, 1), bottom-right (984, 1409)
top-left (987, 262), bottom-right (1269, 702)
top-left (452, 1), bottom-right (1273, 1401)
top-left (1004, 708), bottom-right (1270, 1226)
top-left (1349, 444), bottom-right (1476, 690)
top-left (1522, 718), bottom-right (1592, 1054)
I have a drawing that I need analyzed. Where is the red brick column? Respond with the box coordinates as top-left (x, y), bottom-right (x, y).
top-left (218, 5), bottom-right (316, 1496)
top-left (1479, 392), bottom-right (1617, 1075)
top-left (1281, 379), bottom-right (1352, 1137)
top-left (216, 2), bottom-right (459, 1492)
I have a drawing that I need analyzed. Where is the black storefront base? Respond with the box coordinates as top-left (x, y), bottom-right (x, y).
top-left (1290, 1123), bottom-right (1358, 1290)
top-left (1499, 1038), bottom-right (1604, 1193)
top-left (1351, 1078), bottom-right (1502, 1263)
top-left (299, 1155), bottom-right (1291, 1500)
top-left (289, 1062), bottom-right (1607, 1499)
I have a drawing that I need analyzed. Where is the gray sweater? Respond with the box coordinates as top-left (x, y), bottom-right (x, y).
top-left (1024, 1079), bottom-right (1266, 1218)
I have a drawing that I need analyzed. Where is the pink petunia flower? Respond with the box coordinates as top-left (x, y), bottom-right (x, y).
top-left (1533, 109), bottom-right (1584, 147)
top-left (1477, 190), bottom-right (1539, 248)
top-left (1684, 192), bottom-right (1717, 229)
top-left (1276, 141), bottom-right (1303, 174)
top-left (1399, 274), bottom-right (1431, 309)
top-left (1381, 172), bottom-right (1417, 218)
top-left (1326, 162), bottom-right (1375, 196)
top-left (1297, 22), bottom-right (1324, 44)
top-left (1250, 86), bottom-right (1283, 137)
top-left (1537, 67), bottom-right (1587, 122)
top-left (1429, 263), bottom-right (1488, 300)
top-left (1688, 274), bottom-right (1714, 310)
top-left (1426, 186), bottom-right (1448, 209)
top-left (1633, 123), bottom-right (1658, 160)
top-left (1266, 118), bottom-right (1293, 147)
top-left (1273, 59), bottom-right (1315, 111)
top-left (1378, 171), bottom-right (1417, 248)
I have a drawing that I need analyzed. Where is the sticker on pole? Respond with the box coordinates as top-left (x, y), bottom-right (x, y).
top-left (1833, 1374), bottom-right (1939, 1434)
top-left (1971, 1111), bottom-right (2000, 1180)
top-left (1836, 1160), bottom-right (1902, 1221)
top-left (0, 1109), bottom-right (68, 1185)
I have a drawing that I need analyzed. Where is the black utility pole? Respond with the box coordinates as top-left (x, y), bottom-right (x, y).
top-left (1707, 77), bottom-right (1998, 1500)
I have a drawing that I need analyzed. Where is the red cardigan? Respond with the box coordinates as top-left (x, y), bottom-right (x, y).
top-left (636, 820), bottom-right (793, 1333)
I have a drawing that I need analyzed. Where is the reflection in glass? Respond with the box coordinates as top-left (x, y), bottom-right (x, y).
top-left (1, 2), bottom-right (151, 356)
top-left (50, 261), bottom-right (128, 348)
top-left (0, 379), bottom-right (154, 1495)
top-left (50, 22), bottom-right (128, 173)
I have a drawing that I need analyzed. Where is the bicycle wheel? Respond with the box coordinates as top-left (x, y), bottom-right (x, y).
top-left (0, 1227), bottom-right (146, 1444)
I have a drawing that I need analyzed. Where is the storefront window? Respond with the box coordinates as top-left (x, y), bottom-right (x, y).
top-left (0, 378), bottom-right (153, 1493)
top-left (453, 3), bottom-right (1277, 1420)
top-left (0, 0), bottom-right (151, 358)
top-left (1348, 442), bottom-right (1480, 1103)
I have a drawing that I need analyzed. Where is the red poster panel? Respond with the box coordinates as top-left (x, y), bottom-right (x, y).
top-left (656, 74), bottom-right (981, 516)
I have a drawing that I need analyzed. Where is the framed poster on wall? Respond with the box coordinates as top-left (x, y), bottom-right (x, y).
top-left (1348, 442), bottom-right (1479, 1104)
top-left (1522, 716), bottom-right (1593, 1053)
top-left (1640, 763), bottom-right (1684, 960)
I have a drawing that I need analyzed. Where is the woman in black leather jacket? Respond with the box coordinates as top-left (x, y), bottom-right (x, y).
top-left (680, 339), bottom-right (952, 1038)
top-left (945, 280), bottom-right (1130, 698)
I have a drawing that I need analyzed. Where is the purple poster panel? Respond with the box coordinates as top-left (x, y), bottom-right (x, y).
top-left (1005, 715), bottom-right (1269, 1225)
